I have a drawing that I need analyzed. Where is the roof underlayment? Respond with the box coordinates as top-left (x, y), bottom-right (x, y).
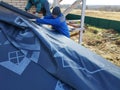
top-left (0, 1), bottom-right (120, 90)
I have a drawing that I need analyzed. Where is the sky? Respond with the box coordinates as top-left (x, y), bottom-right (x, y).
top-left (48, 0), bottom-right (120, 5)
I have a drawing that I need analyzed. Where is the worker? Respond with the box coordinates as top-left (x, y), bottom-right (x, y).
top-left (35, 6), bottom-right (70, 38)
top-left (25, 0), bottom-right (51, 16)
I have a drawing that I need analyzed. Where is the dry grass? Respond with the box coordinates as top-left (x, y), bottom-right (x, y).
top-left (82, 27), bottom-right (120, 67)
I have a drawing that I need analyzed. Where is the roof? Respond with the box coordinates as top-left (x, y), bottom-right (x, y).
top-left (0, 1), bottom-right (120, 90)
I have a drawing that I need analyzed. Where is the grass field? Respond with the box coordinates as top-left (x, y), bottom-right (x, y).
top-left (85, 10), bottom-right (120, 21)
top-left (70, 9), bottom-right (120, 21)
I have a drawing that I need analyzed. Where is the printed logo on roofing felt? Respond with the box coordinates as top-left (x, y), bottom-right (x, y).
top-left (0, 32), bottom-right (30, 75)
top-left (0, 50), bottom-right (30, 75)
top-left (54, 52), bottom-right (104, 74)
top-left (0, 28), bottom-right (41, 75)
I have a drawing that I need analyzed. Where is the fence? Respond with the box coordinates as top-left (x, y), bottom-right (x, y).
top-left (66, 14), bottom-right (120, 33)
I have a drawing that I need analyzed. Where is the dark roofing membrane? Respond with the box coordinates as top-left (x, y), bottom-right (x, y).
top-left (0, 1), bottom-right (120, 90)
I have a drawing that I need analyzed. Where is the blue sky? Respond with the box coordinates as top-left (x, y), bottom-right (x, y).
top-left (48, 0), bottom-right (120, 5)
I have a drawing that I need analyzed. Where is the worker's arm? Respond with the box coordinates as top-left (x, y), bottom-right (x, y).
top-left (44, 15), bottom-right (53, 19)
top-left (36, 18), bottom-right (60, 26)
top-left (29, 19), bottom-right (36, 22)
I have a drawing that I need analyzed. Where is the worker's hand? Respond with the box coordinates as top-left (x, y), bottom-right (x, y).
top-left (40, 16), bottom-right (44, 19)
top-left (29, 19), bottom-right (36, 22)
top-left (35, 12), bottom-right (38, 16)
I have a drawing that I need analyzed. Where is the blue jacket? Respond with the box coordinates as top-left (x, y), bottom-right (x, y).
top-left (36, 14), bottom-right (70, 38)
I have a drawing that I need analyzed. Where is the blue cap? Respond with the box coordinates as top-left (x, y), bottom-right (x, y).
top-left (52, 6), bottom-right (61, 16)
